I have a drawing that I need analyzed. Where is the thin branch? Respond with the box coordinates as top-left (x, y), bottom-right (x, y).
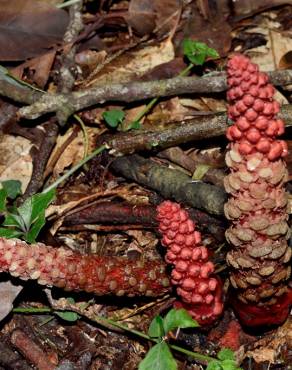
top-left (15, 69), bottom-right (292, 123)
top-left (105, 104), bottom-right (292, 155)
top-left (58, 0), bottom-right (83, 93)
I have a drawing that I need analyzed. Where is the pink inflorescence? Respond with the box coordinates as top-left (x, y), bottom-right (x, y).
top-left (224, 54), bottom-right (292, 327)
top-left (226, 54), bottom-right (288, 161)
top-left (157, 200), bottom-right (223, 325)
top-left (0, 237), bottom-right (170, 298)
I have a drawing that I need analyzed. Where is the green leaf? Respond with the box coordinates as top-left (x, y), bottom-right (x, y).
top-left (217, 349), bottom-right (235, 361)
top-left (206, 361), bottom-right (223, 370)
top-left (183, 39), bottom-right (219, 65)
top-left (24, 211), bottom-right (45, 243)
top-left (0, 228), bottom-right (23, 238)
top-left (0, 188), bottom-right (7, 212)
top-left (3, 213), bottom-right (26, 230)
top-left (30, 189), bottom-right (55, 224)
top-left (54, 297), bottom-right (79, 322)
top-left (148, 315), bottom-right (165, 338)
top-left (1, 180), bottom-right (22, 199)
top-left (138, 342), bottom-right (177, 370)
top-left (220, 359), bottom-right (238, 370)
top-left (17, 197), bottom-right (33, 231)
top-left (103, 110), bottom-right (125, 128)
top-left (192, 164), bottom-right (210, 181)
top-left (55, 310), bottom-right (80, 322)
top-left (163, 308), bottom-right (199, 334)
top-left (128, 120), bottom-right (141, 130)
top-left (206, 46), bottom-right (219, 59)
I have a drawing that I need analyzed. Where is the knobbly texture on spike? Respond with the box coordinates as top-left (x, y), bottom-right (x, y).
top-left (157, 201), bottom-right (223, 325)
top-left (225, 54), bottom-right (292, 326)
top-left (0, 238), bottom-right (170, 297)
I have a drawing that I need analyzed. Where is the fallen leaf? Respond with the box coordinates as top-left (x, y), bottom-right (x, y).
top-left (0, 134), bottom-right (32, 192)
top-left (86, 39), bottom-right (174, 86)
top-left (11, 50), bottom-right (56, 88)
top-left (246, 25), bottom-right (292, 71)
top-left (47, 126), bottom-right (103, 180)
top-left (232, 0), bottom-right (292, 18)
top-left (127, 0), bottom-right (182, 36)
top-left (0, 280), bottom-right (23, 322)
top-left (245, 317), bottom-right (292, 363)
top-left (127, 0), bottom-right (156, 35)
top-left (0, 0), bottom-right (68, 61)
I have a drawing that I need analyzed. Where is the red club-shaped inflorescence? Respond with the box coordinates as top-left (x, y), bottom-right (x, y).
top-left (0, 238), bottom-right (170, 297)
top-left (157, 201), bottom-right (223, 325)
top-left (225, 54), bottom-right (292, 326)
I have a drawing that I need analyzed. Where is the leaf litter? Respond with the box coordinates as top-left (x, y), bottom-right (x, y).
top-left (0, 1), bottom-right (291, 369)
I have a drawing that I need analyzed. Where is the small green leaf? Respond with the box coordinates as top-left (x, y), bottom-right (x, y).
top-left (30, 189), bottom-right (55, 224)
top-left (17, 197), bottom-right (33, 231)
top-left (54, 297), bottom-right (79, 322)
top-left (55, 310), bottom-right (80, 322)
top-left (192, 164), bottom-right (210, 181)
top-left (3, 213), bottom-right (26, 230)
top-left (103, 110), bottom-right (125, 128)
top-left (217, 349), bottom-right (235, 361)
top-left (1, 180), bottom-right (22, 199)
top-left (148, 315), bottom-right (165, 338)
top-left (0, 188), bottom-right (7, 212)
top-left (163, 308), bottom-right (199, 334)
top-left (128, 120), bottom-right (141, 130)
top-left (0, 228), bottom-right (23, 238)
top-left (206, 361), bottom-right (223, 370)
top-left (138, 342), bottom-right (177, 370)
top-left (206, 46), bottom-right (219, 59)
top-left (183, 39), bottom-right (219, 65)
top-left (220, 359), bottom-right (238, 370)
top-left (24, 212), bottom-right (45, 243)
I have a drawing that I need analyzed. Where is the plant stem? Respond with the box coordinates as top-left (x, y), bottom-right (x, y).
top-left (14, 307), bottom-right (52, 313)
top-left (179, 63), bottom-right (195, 77)
top-left (74, 114), bottom-right (89, 159)
top-left (131, 63), bottom-right (194, 126)
top-left (13, 306), bottom-right (219, 364)
top-left (101, 315), bottom-right (217, 364)
top-left (133, 97), bottom-right (159, 124)
top-left (42, 144), bottom-right (107, 193)
top-left (57, 0), bottom-right (82, 8)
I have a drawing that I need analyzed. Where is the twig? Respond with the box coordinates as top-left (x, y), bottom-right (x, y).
top-left (17, 69), bottom-right (292, 123)
top-left (11, 330), bottom-right (55, 370)
top-left (24, 1), bottom-right (84, 197)
top-left (19, 121), bottom-right (59, 202)
top-left (105, 104), bottom-right (292, 154)
top-left (58, 0), bottom-right (83, 94)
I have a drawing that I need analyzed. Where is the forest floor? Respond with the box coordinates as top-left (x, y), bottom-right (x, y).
top-left (0, 0), bottom-right (291, 369)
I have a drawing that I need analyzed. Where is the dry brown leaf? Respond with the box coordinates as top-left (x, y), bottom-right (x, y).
top-left (0, 134), bottom-right (32, 192)
top-left (11, 50), bottom-right (56, 88)
top-left (246, 26), bottom-right (292, 71)
top-left (47, 126), bottom-right (103, 180)
top-left (233, 0), bottom-right (292, 18)
top-left (127, 0), bottom-right (182, 36)
top-left (245, 317), bottom-right (292, 363)
top-left (87, 39), bottom-right (174, 85)
top-left (0, 0), bottom-right (68, 61)
top-left (127, 0), bottom-right (156, 36)
top-left (0, 281), bottom-right (23, 322)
